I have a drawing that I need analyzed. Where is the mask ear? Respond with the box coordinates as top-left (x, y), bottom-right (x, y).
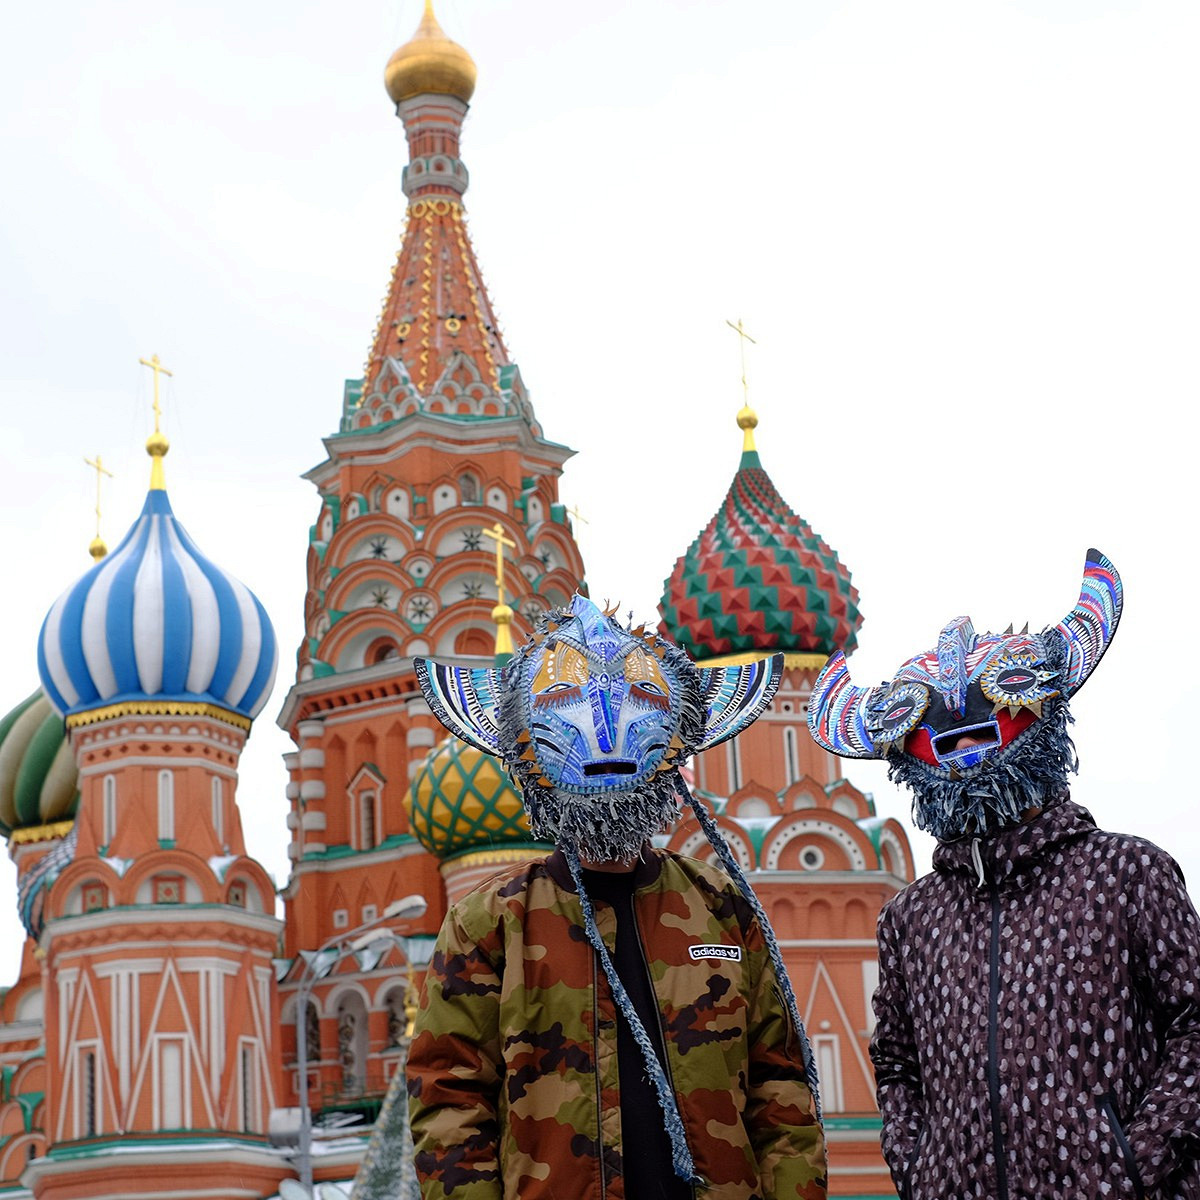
top-left (413, 659), bottom-right (503, 755)
top-left (695, 655), bottom-right (784, 751)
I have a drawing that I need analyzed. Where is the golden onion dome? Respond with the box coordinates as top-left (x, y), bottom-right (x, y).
top-left (385, 1), bottom-right (477, 105)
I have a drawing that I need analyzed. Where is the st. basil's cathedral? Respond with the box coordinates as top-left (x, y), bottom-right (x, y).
top-left (0, 6), bottom-right (915, 1197)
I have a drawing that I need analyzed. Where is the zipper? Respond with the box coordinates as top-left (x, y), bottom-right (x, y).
top-left (986, 881), bottom-right (1008, 1200)
top-left (591, 945), bottom-right (607, 1200)
top-left (629, 892), bottom-right (699, 1199)
top-left (900, 1123), bottom-right (925, 1200)
top-left (1102, 1096), bottom-right (1145, 1200)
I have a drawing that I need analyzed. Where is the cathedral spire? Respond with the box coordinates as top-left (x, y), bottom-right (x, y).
top-left (352, 4), bottom-right (516, 425)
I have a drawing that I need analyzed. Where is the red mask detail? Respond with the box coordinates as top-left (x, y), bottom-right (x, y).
top-left (905, 706), bottom-right (1039, 766)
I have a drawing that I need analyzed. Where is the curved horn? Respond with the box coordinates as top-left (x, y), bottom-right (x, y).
top-left (806, 651), bottom-right (879, 759)
top-left (1051, 548), bottom-right (1123, 696)
top-left (413, 659), bottom-right (503, 755)
top-left (695, 654), bottom-right (784, 751)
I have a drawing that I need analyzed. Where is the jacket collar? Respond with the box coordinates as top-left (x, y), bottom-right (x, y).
top-left (933, 794), bottom-right (1095, 886)
top-left (544, 844), bottom-right (665, 893)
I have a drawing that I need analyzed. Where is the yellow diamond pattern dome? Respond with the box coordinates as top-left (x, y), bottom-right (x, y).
top-left (406, 734), bottom-right (547, 860)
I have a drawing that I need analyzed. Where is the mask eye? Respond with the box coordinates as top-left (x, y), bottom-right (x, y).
top-left (979, 651), bottom-right (1059, 713)
top-left (629, 680), bottom-right (670, 711)
top-left (866, 682), bottom-right (930, 747)
top-left (533, 681), bottom-right (583, 709)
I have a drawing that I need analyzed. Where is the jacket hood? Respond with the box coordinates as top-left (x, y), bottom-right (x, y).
top-left (932, 795), bottom-right (1096, 887)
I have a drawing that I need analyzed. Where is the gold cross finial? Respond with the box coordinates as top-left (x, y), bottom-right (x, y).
top-left (481, 523), bottom-right (519, 660)
top-left (566, 504), bottom-right (589, 527)
top-left (481, 523), bottom-right (518, 602)
top-left (139, 354), bottom-right (173, 490)
top-left (139, 354), bottom-right (173, 433)
top-left (725, 318), bottom-right (756, 406)
top-left (83, 454), bottom-right (114, 560)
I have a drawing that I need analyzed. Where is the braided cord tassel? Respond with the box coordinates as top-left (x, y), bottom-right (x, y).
top-left (681, 787), bottom-right (823, 1117)
top-left (564, 846), bottom-right (698, 1184)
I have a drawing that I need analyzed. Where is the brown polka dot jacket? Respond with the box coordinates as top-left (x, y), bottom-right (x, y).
top-left (871, 799), bottom-right (1200, 1200)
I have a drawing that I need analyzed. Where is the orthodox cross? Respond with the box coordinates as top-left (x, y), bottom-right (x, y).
top-left (138, 353), bottom-right (173, 432)
top-left (725, 318), bottom-right (756, 406)
top-left (83, 454), bottom-right (114, 541)
top-left (481, 523), bottom-right (517, 603)
top-left (566, 503), bottom-right (589, 527)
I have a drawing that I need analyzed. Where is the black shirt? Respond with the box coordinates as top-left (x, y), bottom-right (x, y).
top-left (581, 868), bottom-right (693, 1200)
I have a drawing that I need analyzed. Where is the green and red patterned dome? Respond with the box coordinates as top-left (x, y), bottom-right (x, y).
top-left (659, 408), bottom-right (862, 663)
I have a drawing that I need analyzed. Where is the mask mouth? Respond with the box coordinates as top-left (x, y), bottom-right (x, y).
top-left (930, 721), bottom-right (1000, 765)
top-left (582, 759), bottom-right (638, 777)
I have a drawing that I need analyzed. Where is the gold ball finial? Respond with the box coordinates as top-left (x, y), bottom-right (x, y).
top-left (491, 601), bottom-right (515, 660)
top-left (385, 1), bottom-right (477, 105)
top-left (89, 536), bottom-right (108, 562)
top-left (737, 405), bottom-right (758, 455)
top-left (146, 431), bottom-right (170, 491)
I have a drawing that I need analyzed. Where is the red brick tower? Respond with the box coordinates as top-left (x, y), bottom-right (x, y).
top-left (26, 425), bottom-right (286, 1200)
top-left (276, 0), bottom-right (587, 1159)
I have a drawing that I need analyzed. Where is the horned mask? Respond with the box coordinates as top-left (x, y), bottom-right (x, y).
top-left (807, 549), bottom-right (1122, 840)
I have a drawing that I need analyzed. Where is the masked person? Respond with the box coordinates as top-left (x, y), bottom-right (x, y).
top-left (407, 595), bottom-right (827, 1200)
top-left (808, 548), bottom-right (1200, 1200)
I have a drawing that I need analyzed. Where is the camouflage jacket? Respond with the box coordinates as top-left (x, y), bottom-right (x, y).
top-left (407, 848), bottom-right (827, 1200)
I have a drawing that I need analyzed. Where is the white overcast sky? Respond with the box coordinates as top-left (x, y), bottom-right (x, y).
top-left (1, 0), bottom-right (1197, 975)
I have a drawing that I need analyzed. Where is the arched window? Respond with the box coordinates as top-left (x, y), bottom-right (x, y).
top-left (157, 1039), bottom-right (184, 1128)
top-left (102, 775), bottom-right (117, 845)
top-left (212, 776), bottom-right (224, 846)
top-left (812, 1035), bottom-right (843, 1113)
top-left (783, 728), bottom-right (798, 784)
top-left (336, 994), bottom-right (369, 1096)
top-left (81, 1050), bottom-right (98, 1137)
top-left (305, 1002), bottom-right (320, 1062)
top-left (238, 1041), bottom-right (260, 1132)
top-left (360, 791), bottom-right (377, 850)
top-left (158, 771), bottom-right (175, 842)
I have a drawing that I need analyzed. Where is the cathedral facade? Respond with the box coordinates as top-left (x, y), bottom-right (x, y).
top-left (0, 6), bottom-right (913, 1197)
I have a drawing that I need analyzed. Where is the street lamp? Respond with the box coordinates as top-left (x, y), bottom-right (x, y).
top-left (295, 894), bottom-right (428, 1196)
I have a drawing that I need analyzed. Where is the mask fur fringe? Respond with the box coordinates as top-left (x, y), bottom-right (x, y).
top-left (890, 698), bottom-right (1078, 842)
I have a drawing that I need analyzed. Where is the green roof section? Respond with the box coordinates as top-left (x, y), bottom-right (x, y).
top-left (0, 689), bottom-right (78, 836)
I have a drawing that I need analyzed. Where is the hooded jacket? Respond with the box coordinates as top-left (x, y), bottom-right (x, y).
top-left (406, 848), bottom-right (826, 1200)
top-left (870, 799), bottom-right (1200, 1200)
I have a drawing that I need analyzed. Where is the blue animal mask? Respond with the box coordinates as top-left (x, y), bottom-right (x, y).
top-left (416, 595), bottom-right (823, 1163)
top-left (808, 549), bottom-right (1122, 839)
top-left (415, 594), bottom-right (782, 858)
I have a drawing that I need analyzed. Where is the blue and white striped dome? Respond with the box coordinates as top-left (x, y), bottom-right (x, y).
top-left (37, 488), bottom-right (278, 723)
